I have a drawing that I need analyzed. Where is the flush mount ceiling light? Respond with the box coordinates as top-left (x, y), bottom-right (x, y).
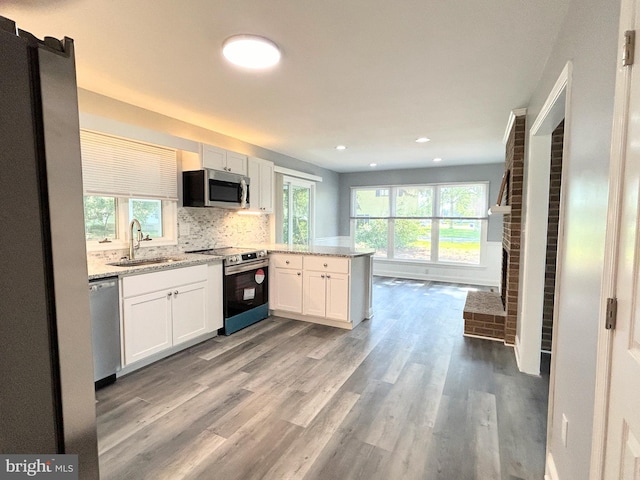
top-left (433, 157), bottom-right (443, 162)
top-left (336, 145), bottom-right (347, 151)
top-left (369, 163), bottom-right (377, 167)
top-left (222, 34), bottom-right (281, 69)
top-left (416, 137), bottom-right (431, 143)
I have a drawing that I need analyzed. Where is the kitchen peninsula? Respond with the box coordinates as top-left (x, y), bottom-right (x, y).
top-left (264, 244), bottom-right (375, 330)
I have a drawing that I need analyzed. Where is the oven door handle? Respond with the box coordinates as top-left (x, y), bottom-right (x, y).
top-left (225, 259), bottom-right (269, 275)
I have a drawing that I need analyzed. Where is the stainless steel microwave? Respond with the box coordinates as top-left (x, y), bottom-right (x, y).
top-left (182, 169), bottom-right (250, 209)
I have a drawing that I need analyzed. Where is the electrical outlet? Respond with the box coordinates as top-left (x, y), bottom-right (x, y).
top-left (561, 414), bottom-right (569, 447)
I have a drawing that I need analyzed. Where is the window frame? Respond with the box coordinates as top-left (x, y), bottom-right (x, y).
top-left (85, 196), bottom-right (177, 251)
top-left (350, 182), bottom-right (489, 265)
top-left (277, 175), bottom-right (316, 245)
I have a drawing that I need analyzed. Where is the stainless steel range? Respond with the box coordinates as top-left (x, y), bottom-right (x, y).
top-left (187, 247), bottom-right (269, 335)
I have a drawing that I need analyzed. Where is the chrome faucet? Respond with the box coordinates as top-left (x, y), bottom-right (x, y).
top-left (129, 218), bottom-right (143, 260)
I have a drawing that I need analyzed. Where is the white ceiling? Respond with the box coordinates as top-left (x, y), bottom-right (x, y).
top-left (2, 0), bottom-right (570, 173)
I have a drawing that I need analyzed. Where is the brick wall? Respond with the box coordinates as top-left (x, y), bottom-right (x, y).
top-left (502, 115), bottom-right (525, 346)
top-left (541, 120), bottom-right (564, 352)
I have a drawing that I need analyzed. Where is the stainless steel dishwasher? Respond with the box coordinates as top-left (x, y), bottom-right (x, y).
top-left (89, 277), bottom-right (121, 388)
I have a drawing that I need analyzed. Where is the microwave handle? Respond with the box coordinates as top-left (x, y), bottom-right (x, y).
top-left (240, 178), bottom-right (248, 208)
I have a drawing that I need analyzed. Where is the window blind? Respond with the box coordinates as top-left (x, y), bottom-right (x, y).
top-left (80, 130), bottom-right (178, 200)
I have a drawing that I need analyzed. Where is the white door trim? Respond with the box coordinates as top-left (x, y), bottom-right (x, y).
top-left (589, 0), bottom-right (635, 476)
top-left (517, 61), bottom-right (572, 376)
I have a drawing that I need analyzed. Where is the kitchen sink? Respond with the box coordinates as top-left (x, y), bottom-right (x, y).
top-left (107, 256), bottom-right (186, 267)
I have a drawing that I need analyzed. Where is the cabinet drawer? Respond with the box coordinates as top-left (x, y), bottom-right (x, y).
top-left (122, 264), bottom-right (208, 298)
top-left (303, 256), bottom-right (350, 274)
top-left (271, 254), bottom-right (303, 269)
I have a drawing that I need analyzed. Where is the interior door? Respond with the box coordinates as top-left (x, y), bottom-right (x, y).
top-left (604, 5), bottom-right (640, 477)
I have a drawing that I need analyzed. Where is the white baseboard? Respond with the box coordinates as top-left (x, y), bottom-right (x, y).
top-left (545, 452), bottom-right (560, 480)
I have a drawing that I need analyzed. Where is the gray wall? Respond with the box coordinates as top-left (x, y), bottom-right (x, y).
top-left (527, 0), bottom-right (619, 478)
top-left (78, 89), bottom-right (340, 239)
top-left (338, 163), bottom-right (505, 241)
top-left (266, 152), bottom-right (340, 239)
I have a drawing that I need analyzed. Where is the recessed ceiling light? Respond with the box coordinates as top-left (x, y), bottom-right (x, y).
top-left (416, 137), bottom-right (430, 143)
top-left (433, 157), bottom-right (443, 162)
top-left (369, 163), bottom-right (377, 167)
top-left (336, 145), bottom-right (347, 151)
top-left (222, 34), bottom-right (281, 69)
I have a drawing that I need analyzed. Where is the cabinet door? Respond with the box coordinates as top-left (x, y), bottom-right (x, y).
top-left (303, 271), bottom-right (327, 317)
top-left (122, 290), bottom-right (172, 366)
top-left (273, 268), bottom-right (303, 312)
top-left (201, 144), bottom-right (226, 171)
top-left (248, 157), bottom-right (274, 213)
top-left (172, 281), bottom-right (208, 345)
top-left (259, 160), bottom-right (274, 212)
top-left (325, 273), bottom-right (350, 322)
top-left (248, 157), bottom-right (262, 210)
top-left (226, 151), bottom-right (247, 175)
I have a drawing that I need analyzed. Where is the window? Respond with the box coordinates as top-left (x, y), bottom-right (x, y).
top-left (281, 176), bottom-right (314, 245)
top-left (80, 130), bottom-right (178, 249)
top-left (351, 182), bottom-right (488, 264)
top-left (83, 195), bottom-right (117, 241)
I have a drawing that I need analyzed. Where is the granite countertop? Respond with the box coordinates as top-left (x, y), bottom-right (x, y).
top-left (88, 244), bottom-right (373, 281)
top-left (87, 253), bottom-right (223, 281)
top-left (255, 243), bottom-right (375, 258)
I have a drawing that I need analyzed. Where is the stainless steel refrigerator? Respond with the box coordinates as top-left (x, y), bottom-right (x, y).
top-left (0, 16), bottom-right (100, 479)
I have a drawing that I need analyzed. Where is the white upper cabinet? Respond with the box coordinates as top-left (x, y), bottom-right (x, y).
top-left (248, 156), bottom-right (274, 213)
top-left (225, 151), bottom-right (248, 175)
top-left (182, 144), bottom-right (247, 175)
top-left (200, 144), bottom-right (226, 171)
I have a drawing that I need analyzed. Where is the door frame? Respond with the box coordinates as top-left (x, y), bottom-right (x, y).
top-left (517, 61), bottom-right (572, 377)
top-left (589, 0), bottom-right (635, 476)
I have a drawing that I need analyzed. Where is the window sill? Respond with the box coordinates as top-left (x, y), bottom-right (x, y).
top-left (86, 238), bottom-right (177, 252)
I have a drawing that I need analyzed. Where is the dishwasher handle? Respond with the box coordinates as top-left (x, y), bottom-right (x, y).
top-left (89, 279), bottom-right (118, 292)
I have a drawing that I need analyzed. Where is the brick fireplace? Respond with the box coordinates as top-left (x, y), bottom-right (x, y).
top-left (463, 111), bottom-right (525, 344)
top-left (502, 113), bottom-right (525, 345)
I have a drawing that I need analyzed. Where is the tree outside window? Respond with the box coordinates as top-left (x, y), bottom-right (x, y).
top-left (352, 183), bottom-right (487, 264)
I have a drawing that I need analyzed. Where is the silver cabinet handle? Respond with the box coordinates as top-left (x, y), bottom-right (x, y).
top-left (286, 260), bottom-right (290, 264)
top-left (327, 275), bottom-right (331, 279)
top-left (174, 290), bottom-right (179, 296)
top-left (167, 292), bottom-right (172, 298)
top-left (323, 263), bottom-right (328, 267)
top-left (297, 272), bottom-right (301, 276)
top-left (321, 274), bottom-right (325, 278)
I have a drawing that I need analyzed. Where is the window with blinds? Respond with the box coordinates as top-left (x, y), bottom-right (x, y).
top-left (80, 130), bottom-right (178, 200)
top-left (80, 130), bottom-right (178, 249)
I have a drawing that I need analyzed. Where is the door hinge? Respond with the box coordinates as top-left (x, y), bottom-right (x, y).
top-left (623, 30), bottom-right (635, 67)
top-left (606, 297), bottom-right (618, 330)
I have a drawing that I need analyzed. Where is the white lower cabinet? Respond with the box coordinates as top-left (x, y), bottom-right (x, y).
top-left (270, 254), bottom-right (303, 313)
top-left (270, 253), bottom-right (361, 328)
top-left (324, 272), bottom-right (349, 321)
top-left (121, 264), bottom-right (217, 367)
top-left (303, 271), bottom-right (349, 322)
top-left (273, 268), bottom-right (303, 312)
top-left (171, 280), bottom-right (208, 346)
top-left (122, 289), bottom-right (173, 365)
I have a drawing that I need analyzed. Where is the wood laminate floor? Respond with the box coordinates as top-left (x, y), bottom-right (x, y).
top-left (96, 277), bottom-right (550, 480)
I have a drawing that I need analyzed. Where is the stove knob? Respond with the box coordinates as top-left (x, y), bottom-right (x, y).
top-left (258, 251), bottom-right (265, 257)
top-left (233, 255), bottom-right (240, 263)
